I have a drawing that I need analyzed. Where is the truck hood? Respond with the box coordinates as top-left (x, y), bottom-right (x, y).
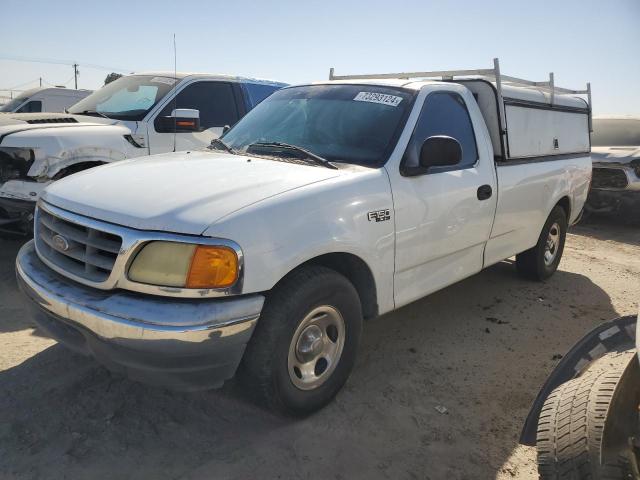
top-left (41, 151), bottom-right (342, 235)
top-left (0, 112), bottom-right (138, 140)
top-left (591, 146), bottom-right (640, 167)
top-left (0, 115), bottom-right (142, 180)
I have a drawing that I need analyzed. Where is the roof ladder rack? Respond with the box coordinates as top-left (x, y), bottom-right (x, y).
top-left (329, 58), bottom-right (592, 132)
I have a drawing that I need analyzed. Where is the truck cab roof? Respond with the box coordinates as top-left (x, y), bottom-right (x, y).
top-left (132, 71), bottom-right (287, 87)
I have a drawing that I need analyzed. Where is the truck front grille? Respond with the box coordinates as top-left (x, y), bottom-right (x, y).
top-left (35, 207), bottom-right (122, 283)
top-left (592, 168), bottom-right (629, 190)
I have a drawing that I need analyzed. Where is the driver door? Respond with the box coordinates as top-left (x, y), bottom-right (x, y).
top-left (387, 87), bottom-right (497, 308)
top-left (147, 81), bottom-right (242, 154)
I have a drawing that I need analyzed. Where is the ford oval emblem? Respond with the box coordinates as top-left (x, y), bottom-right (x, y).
top-left (52, 234), bottom-right (70, 252)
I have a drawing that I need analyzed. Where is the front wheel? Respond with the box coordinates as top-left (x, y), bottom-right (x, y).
top-left (516, 205), bottom-right (568, 281)
top-left (238, 265), bottom-right (363, 415)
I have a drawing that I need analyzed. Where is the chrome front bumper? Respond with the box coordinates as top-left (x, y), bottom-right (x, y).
top-left (16, 240), bottom-right (265, 390)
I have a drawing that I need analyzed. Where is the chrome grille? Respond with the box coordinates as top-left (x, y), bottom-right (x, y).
top-left (35, 207), bottom-right (122, 283)
top-left (592, 168), bottom-right (629, 189)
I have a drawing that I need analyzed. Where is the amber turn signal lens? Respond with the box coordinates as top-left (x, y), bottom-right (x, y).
top-left (186, 245), bottom-right (238, 289)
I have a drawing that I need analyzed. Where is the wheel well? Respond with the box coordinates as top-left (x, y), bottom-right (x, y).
top-left (52, 161), bottom-right (106, 179)
top-left (555, 196), bottom-right (571, 221)
top-left (301, 253), bottom-right (379, 320)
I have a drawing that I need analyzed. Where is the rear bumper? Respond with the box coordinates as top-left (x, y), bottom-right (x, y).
top-left (16, 240), bottom-right (265, 390)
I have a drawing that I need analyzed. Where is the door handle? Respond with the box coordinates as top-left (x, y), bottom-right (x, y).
top-left (477, 184), bottom-right (492, 201)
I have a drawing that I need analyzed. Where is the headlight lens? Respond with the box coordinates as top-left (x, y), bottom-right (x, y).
top-left (128, 241), bottom-right (238, 289)
top-left (0, 146), bottom-right (35, 182)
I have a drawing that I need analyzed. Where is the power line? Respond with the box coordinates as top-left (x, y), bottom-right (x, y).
top-left (5, 78), bottom-right (41, 90)
top-left (0, 54), bottom-right (131, 73)
top-left (0, 73), bottom-right (77, 92)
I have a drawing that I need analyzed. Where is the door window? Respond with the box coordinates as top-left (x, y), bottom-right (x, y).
top-left (17, 100), bottom-right (42, 113)
top-left (155, 82), bottom-right (239, 132)
top-left (403, 92), bottom-right (478, 170)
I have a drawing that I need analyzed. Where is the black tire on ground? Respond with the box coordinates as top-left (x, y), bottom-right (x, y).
top-left (536, 351), bottom-right (636, 480)
top-left (238, 265), bottom-right (363, 415)
top-left (516, 205), bottom-right (568, 281)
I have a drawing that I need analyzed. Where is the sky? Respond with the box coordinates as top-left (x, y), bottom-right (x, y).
top-left (1, 0), bottom-right (638, 115)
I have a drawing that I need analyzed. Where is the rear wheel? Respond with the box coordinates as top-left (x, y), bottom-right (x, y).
top-left (536, 351), bottom-right (636, 479)
top-left (239, 265), bottom-right (363, 415)
top-left (516, 206), bottom-right (567, 280)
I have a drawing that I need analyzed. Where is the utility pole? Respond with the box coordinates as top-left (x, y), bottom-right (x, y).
top-left (73, 63), bottom-right (79, 89)
top-left (39, 77), bottom-right (42, 87)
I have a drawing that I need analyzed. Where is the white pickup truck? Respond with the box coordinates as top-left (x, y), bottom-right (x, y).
top-left (0, 72), bottom-right (285, 233)
top-left (16, 60), bottom-right (593, 414)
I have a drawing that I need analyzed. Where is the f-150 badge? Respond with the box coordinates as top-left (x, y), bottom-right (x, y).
top-left (368, 209), bottom-right (391, 222)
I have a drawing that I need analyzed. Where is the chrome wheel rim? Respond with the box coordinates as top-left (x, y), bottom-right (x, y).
top-left (287, 305), bottom-right (345, 391)
top-left (544, 222), bottom-right (561, 266)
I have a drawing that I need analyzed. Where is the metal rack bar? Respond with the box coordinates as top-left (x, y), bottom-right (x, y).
top-left (328, 58), bottom-right (590, 98)
top-left (493, 58), bottom-right (507, 143)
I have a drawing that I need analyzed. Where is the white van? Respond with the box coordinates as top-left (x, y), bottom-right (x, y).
top-left (0, 87), bottom-right (92, 113)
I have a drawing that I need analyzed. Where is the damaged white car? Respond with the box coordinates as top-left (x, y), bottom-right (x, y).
top-left (0, 73), bottom-right (285, 233)
top-left (586, 116), bottom-right (640, 220)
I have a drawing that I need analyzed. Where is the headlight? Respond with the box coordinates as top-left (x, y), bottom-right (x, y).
top-left (0, 147), bottom-right (35, 182)
top-left (128, 241), bottom-right (239, 289)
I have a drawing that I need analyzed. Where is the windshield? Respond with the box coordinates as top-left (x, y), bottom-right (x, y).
top-left (68, 75), bottom-right (177, 120)
top-left (221, 84), bottom-right (415, 166)
top-left (592, 119), bottom-right (640, 146)
top-left (0, 94), bottom-right (30, 112)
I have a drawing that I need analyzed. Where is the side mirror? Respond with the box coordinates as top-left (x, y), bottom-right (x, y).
top-left (157, 108), bottom-right (200, 133)
top-left (419, 135), bottom-right (462, 170)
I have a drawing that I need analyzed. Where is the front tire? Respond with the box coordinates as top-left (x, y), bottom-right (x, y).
top-left (516, 205), bottom-right (568, 281)
top-left (239, 265), bottom-right (363, 415)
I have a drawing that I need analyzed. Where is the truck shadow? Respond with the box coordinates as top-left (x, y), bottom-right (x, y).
top-left (0, 236), bottom-right (38, 334)
top-left (573, 215), bottom-right (640, 247)
top-left (0, 260), bottom-right (619, 479)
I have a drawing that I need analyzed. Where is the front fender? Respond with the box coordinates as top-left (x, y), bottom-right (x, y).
top-left (1, 124), bottom-right (139, 179)
top-left (204, 167), bottom-right (396, 314)
top-left (520, 315), bottom-right (637, 446)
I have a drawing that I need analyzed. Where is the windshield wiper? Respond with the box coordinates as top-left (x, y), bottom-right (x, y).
top-left (76, 110), bottom-right (110, 119)
top-left (247, 142), bottom-right (337, 170)
top-left (208, 138), bottom-right (238, 154)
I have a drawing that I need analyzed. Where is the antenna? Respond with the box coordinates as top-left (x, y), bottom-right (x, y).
top-left (172, 33), bottom-right (177, 153)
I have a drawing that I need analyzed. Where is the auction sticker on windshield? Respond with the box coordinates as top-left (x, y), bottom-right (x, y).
top-left (354, 91), bottom-right (403, 107)
top-left (150, 77), bottom-right (177, 85)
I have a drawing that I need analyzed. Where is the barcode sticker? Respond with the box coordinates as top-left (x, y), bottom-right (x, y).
top-left (150, 77), bottom-right (177, 85)
top-left (354, 91), bottom-right (403, 107)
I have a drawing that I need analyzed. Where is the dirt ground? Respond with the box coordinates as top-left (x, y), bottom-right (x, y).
top-left (1, 216), bottom-right (639, 480)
